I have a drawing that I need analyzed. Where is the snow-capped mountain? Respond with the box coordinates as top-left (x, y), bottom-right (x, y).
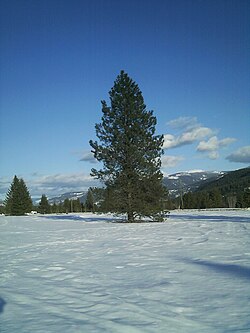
top-left (48, 191), bottom-right (87, 204)
top-left (47, 171), bottom-right (225, 202)
top-left (163, 170), bottom-right (225, 198)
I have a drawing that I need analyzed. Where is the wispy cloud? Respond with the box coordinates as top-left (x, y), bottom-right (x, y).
top-left (29, 173), bottom-right (100, 198)
top-left (161, 155), bottom-right (184, 168)
top-left (167, 116), bottom-right (198, 130)
top-left (0, 177), bottom-right (11, 199)
top-left (79, 151), bottom-right (97, 164)
top-left (208, 151), bottom-right (220, 160)
top-left (0, 173), bottom-right (100, 200)
top-left (226, 146), bottom-right (250, 163)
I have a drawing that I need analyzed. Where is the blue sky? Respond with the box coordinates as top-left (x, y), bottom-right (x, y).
top-left (0, 0), bottom-right (249, 199)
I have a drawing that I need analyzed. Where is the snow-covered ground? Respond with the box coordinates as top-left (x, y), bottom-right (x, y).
top-left (1, 210), bottom-right (250, 333)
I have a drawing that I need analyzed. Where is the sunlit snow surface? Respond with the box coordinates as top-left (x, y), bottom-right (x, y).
top-left (1, 210), bottom-right (250, 333)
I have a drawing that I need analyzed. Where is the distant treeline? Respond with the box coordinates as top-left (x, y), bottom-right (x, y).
top-left (1, 168), bottom-right (249, 215)
top-left (1, 179), bottom-right (97, 215)
top-left (170, 167), bottom-right (250, 209)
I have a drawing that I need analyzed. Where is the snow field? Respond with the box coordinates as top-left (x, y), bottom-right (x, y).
top-left (0, 210), bottom-right (250, 332)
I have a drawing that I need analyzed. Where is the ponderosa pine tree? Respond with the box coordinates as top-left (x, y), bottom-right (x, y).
top-left (5, 176), bottom-right (32, 215)
top-left (90, 71), bottom-right (167, 222)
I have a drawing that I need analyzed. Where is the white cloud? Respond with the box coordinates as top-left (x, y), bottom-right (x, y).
top-left (197, 136), bottom-right (236, 152)
top-left (28, 173), bottom-right (100, 198)
top-left (0, 173), bottom-right (100, 200)
top-left (197, 136), bottom-right (218, 152)
top-left (163, 126), bottom-right (214, 149)
top-left (164, 116), bottom-right (239, 164)
top-left (181, 126), bottom-right (214, 143)
top-left (226, 146), bottom-right (250, 163)
top-left (197, 136), bottom-right (237, 160)
top-left (161, 155), bottom-right (184, 168)
top-left (163, 134), bottom-right (176, 149)
top-left (0, 177), bottom-right (11, 199)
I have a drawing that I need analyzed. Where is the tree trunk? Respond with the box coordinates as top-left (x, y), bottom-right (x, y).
top-left (127, 211), bottom-right (135, 222)
top-left (127, 190), bottom-right (134, 222)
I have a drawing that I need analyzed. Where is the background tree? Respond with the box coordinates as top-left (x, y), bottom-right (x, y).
top-left (51, 202), bottom-right (58, 214)
top-left (72, 198), bottom-right (82, 212)
top-left (85, 188), bottom-right (95, 212)
top-left (39, 194), bottom-right (51, 214)
top-left (5, 176), bottom-right (32, 215)
top-left (90, 71), bottom-right (167, 222)
top-left (63, 198), bottom-right (70, 213)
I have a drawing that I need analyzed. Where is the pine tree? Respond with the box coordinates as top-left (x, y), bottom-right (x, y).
top-left (5, 175), bottom-right (19, 215)
top-left (73, 198), bottom-right (82, 212)
top-left (19, 178), bottom-right (33, 213)
top-left (51, 202), bottom-right (58, 214)
top-left (90, 71), bottom-right (167, 222)
top-left (39, 194), bottom-right (51, 214)
top-left (85, 188), bottom-right (94, 212)
top-left (209, 188), bottom-right (223, 208)
top-left (5, 176), bottom-right (32, 215)
top-left (63, 199), bottom-right (70, 213)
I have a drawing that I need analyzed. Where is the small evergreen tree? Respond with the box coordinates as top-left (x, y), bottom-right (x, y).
top-left (90, 71), bottom-right (167, 221)
top-left (209, 188), bottom-right (223, 208)
top-left (73, 198), bottom-right (82, 212)
top-left (58, 201), bottom-right (64, 213)
top-left (39, 195), bottom-right (51, 214)
top-left (51, 202), bottom-right (58, 214)
top-left (5, 176), bottom-right (32, 215)
top-left (19, 178), bottom-right (33, 213)
top-left (63, 199), bottom-right (70, 213)
top-left (5, 175), bottom-right (19, 215)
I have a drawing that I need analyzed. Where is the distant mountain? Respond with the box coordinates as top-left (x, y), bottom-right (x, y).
top-left (47, 171), bottom-right (226, 203)
top-left (163, 170), bottom-right (225, 198)
top-left (48, 191), bottom-right (87, 204)
top-left (197, 167), bottom-right (250, 196)
top-left (47, 168), bottom-right (249, 204)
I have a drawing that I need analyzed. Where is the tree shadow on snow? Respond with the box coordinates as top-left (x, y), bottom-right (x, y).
top-left (41, 214), bottom-right (168, 224)
top-left (183, 258), bottom-right (250, 280)
top-left (169, 214), bottom-right (250, 223)
top-left (40, 214), bottom-right (121, 223)
top-left (0, 297), bottom-right (6, 314)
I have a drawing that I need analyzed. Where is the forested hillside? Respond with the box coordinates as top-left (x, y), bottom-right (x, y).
top-left (181, 167), bottom-right (250, 209)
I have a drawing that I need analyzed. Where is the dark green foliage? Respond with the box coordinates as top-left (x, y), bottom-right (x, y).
top-left (183, 189), bottom-right (224, 209)
top-left (181, 167), bottom-right (250, 209)
top-left (63, 198), bottom-right (71, 213)
top-left (91, 187), bottom-right (106, 211)
top-left (196, 167), bottom-right (250, 208)
top-left (47, 198), bottom-right (83, 213)
top-left (51, 202), bottom-right (59, 214)
top-left (0, 204), bottom-right (5, 215)
top-left (58, 201), bottom-right (65, 213)
top-left (5, 176), bottom-right (33, 215)
top-left (85, 188), bottom-right (95, 212)
top-left (198, 167), bottom-right (250, 197)
top-left (90, 71), bottom-right (167, 221)
top-left (72, 198), bottom-right (82, 212)
top-left (38, 195), bottom-right (51, 214)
